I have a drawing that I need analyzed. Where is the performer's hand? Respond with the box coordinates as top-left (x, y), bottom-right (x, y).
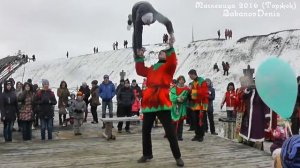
top-left (136, 48), bottom-right (145, 57)
top-left (169, 33), bottom-right (175, 47)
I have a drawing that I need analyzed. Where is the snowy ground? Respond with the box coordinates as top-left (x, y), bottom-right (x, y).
top-left (12, 29), bottom-right (300, 110)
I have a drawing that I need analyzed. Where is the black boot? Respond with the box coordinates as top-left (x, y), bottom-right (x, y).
top-left (137, 155), bottom-right (153, 163)
top-left (176, 158), bottom-right (184, 167)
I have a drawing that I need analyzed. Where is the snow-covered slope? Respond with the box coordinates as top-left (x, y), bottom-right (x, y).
top-left (13, 29), bottom-right (300, 106)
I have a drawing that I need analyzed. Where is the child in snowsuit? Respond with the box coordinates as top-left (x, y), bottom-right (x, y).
top-left (72, 92), bottom-right (86, 135)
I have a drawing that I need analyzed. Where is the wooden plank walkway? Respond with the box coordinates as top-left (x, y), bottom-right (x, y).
top-left (0, 122), bottom-right (272, 168)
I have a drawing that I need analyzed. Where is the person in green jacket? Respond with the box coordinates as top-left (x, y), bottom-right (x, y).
top-left (170, 76), bottom-right (189, 141)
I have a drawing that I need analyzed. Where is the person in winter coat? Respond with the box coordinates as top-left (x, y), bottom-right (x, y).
top-left (128, 1), bottom-right (175, 57)
top-left (32, 84), bottom-right (40, 129)
top-left (116, 79), bottom-right (125, 120)
top-left (213, 63), bottom-right (219, 72)
top-left (72, 92), bottom-right (86, 135)
top-left (34, 79), bottom-right (57, 140)
top-left (0, 82), bottom-right (2, 93)
top-left (57, 81), bottom-right (70, 126)
top-left (222, 61), bottom-right (226, 75)
top-left (188, 69), bottom-right (209, 143)
top-left (116, 79), bottom-right (125, 94)
top-left (79, 82), bottom-right (90, 122)
top-left (99, 75), bottom-right (116, 128)
top-left (224, 62), bottom-right (230, 76)
top-left (15, 81), bottom-right (23, 132)
top-left (1, 80), bottom-right (18, 142)
top-left (67, 93), bottom-right (76, 125)
top-left (131, 79), bottom-right (142, 116)
top-left (135, 47), bottom-right (184, 167)
top-left (221, 82), bottom-right (236, 120)
top-left (170, 75), bottom-right (189, 140)
top-left (291, 76), bottom-right (300, 135)
top-left (89, 80), bottom-right (101, 124)
top-left (205, 78), bottom-right (218, 135)
top-left (117, 79), bottom-right (135, 133)
top-left (18, 82), bottom-right (35, 141)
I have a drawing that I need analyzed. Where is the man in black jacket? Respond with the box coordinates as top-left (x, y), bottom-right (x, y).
top-left (128, 1), bottom-right (175, 57)
top-left (117, 79), bottom-right (134, 133)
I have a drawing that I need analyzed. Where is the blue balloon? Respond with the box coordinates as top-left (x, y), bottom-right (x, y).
top-left (256, 57), bottom-right (297, 119)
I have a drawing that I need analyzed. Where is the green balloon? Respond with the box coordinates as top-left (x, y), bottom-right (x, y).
top-left (256, 57), bottom-right (297, 119)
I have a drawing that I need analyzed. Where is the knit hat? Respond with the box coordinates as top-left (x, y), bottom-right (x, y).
top-left (77, 91), bottom-right (83, 97)
top-left (70, 93), bottom-right (76, 98)
top-left (188, 69), bottom-right (197, 76)
top-left (5, 80), bottom-right (12, 86)
top-left (27, 78), bottom-right (32, 84)
top-left (141, 13), bottom-right (153, 24)
top-left (92, 80), bottom-right (98, 85)
top-left (103, 75), bottom-right (109, 79)
top-left (42, 79), bottom-right (49, 85)
top-left (132, 79), bottom-right (136, 83)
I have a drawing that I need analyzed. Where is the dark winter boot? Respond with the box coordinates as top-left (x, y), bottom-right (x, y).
top-left (137, 155), bottom-right (153, 163)
top-left (59, 116), bottom-right (63, 126)
top-left (176, 158), bottom-right (184, 167)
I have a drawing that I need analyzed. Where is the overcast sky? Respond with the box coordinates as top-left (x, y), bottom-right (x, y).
top-left (0, 0), bottom-right (299, 60)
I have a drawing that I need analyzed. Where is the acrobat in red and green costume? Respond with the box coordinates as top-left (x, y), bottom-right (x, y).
top-left (135, 47), bottom-right (177, 112)
top-left (170, 79), bottom-right (189, 140)
top-left (135, 47), bottom-right (182, 164)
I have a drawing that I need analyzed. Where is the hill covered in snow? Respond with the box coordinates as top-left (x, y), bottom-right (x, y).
top-left (12, 29), bottom-right (300, 106)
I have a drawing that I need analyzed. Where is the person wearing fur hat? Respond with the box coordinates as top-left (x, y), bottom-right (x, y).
top-left (72, 92), bottom-right (86, 135)
top-left (135, 47), bottom-right (184, 167)
top-left (18, 82), bottom-right (35, 141)
top-left (128, 1), bottom-right (175, 57)
top-left (57, 81), bottom-right (70, 126)
top-left (89, 80), bottom-right (101, 124)
top-left (170, 75), bottom-right (189, 141)
top-left (1, 80), bottom-right (18, 142)
top-left (117, 79), bottom-right (135, 133)
top-left (34, 79), bottom-right (57, 140)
